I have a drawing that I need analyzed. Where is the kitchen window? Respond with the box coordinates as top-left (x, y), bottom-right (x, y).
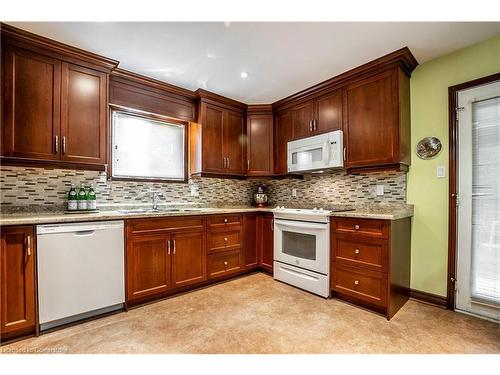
top-left (111, 109), bottom-right (187, 182)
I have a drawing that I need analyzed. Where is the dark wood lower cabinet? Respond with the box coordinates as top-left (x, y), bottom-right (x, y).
top-left (0, 225), bottom-right (37, 342)
top-left (331, 217), bottom-right (411, 319)
top-left (171, 230), bottom-right (206, 288)
top-left (126, 234), bottom-right (172, 301)
top-left (243, 213), bottom-right (259, 269)
top-left (259, 213), bottom-right (274, 273)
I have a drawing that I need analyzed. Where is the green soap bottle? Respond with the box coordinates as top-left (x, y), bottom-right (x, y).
top-left (87, 184), bottom-right (97, 211)
top-left (77, 182), bottom-right (87, 211)
top-left (67, 184), bottom-right (77, 211)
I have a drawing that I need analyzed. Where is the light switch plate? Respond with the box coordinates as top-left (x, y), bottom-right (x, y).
top-left (190, 184), bottom-right (199, 197)
top-left (291, 188), bottom-right (297, 197)
top-left (376, 185), bottom-right (384, 196)
top-left (437, 165), bottom-right (446, 178)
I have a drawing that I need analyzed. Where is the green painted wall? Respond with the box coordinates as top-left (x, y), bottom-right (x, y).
top-left (408, 34), bottom-right (500, 296)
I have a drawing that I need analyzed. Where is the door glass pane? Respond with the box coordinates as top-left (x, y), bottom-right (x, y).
top-left (471, 96), bottom-right (500, 305)
top-left (291, 147), bottom-right (323, 165)
top-left (282, 231), bottom-right (316, 260)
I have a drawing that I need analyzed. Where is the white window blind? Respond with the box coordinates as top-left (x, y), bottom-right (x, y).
top-left (471, 95), bottom-right (500, 305)
top-left (112, 110), bottom-right (185, 181)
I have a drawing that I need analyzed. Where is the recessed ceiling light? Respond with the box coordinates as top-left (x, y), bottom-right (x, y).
top-left (240, 72), bottom-right (248, 79)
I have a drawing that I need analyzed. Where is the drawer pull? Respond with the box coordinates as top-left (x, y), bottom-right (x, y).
top-left (354, 280), bottom-right (359, 285)
top-left (224, 261), bottom-right (228, 266)
top-left (224, 237), bottom-right (228, 242)
top-left (354, 249), bottom-right (360, 255)
top-left (224, 218), bottom-right (228, 223)
top-left (354, 224), bottom-right (360, 230)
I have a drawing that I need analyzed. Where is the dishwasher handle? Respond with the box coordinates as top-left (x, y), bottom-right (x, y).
top-left (73, 230), bottom-right (95, 236)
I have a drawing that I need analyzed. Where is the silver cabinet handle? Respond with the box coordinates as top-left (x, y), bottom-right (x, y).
top-left (354, 249), bottom-right (360, 255)
top-left (354, 225), bottom-right (360, 230)
top-left (224, 218), bottom-right (228, 223)
top-left (54, 135), bottom-right (59, 153)
top-left (309, 120), bottom-right (313, 132)
top-left (343, 147), bottom-right (346, 161)
top-left (227, 157), bottom-right (230, 169)
top-left (224, 261), bottom-right (228, 266)
top-left (167, 240), bottom-right (171, 255)
top-left (172, 239), bottom-right (176, 254)
top-left (354, 280), bottom-right (359, 285)
top-left (223, 157), bottom-right (226, 168)
top-left (62, 136), bottom-right (66, 154)
top-left (247, 159), bottom-right (250, 170)
top-left (224, 237), bottom-right (228, 243)
top-left (314, 119), bottom-right (318, 131)
top-left (26, 235), bottom-right (31, 257)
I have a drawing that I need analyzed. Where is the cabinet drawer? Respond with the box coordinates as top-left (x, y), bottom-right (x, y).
top-left (208, 230), bottom-right (241, 253)
top-left (207, 214), bottom-right (241, 228)
top-left (333, 218), bottom-right (389, 239)
top-left (334, 236), bottom-right (388, 272)
top-left (207, 250), bottom-right (242, 279)
top-left (127, 216), bottom-right (205, 235)
top-left (333, 264), bottom-right (387, 306)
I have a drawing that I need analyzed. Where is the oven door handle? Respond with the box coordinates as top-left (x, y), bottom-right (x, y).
top-left (274, 219), bottom-right (328, 230)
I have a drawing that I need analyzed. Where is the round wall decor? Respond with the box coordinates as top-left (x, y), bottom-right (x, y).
top-left (415, 137), bottom-right (442, 159)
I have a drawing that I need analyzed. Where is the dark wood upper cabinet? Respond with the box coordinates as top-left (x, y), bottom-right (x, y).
top-left (314, 90), bottom-right (342, 133)
top-left (171, 230), bottom-right (207, 288)
top-left (344, 68), bottom-right (410, 170)
top-left (1, 24), bottom-right (118, 170)
top-left (191, 89), bottom-right (247, 177)
top-left (202, 103), bottom-right (225, 173)
top-left (274, 109), bottom-right (293, 175)
top-left (224, 110), bottom-right (245, 175)
top-left (60, 62), bottom-right (107, 164)
top-left (1, 225), bottom-right (36, 342)
top-left (246, 105), bottom-right (273, 176)
top-left (291, 100), bottom-right (314, 140)
top-left (3, 45), bottom-right (61, 160)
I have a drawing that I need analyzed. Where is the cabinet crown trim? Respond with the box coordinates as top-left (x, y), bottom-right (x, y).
top-left (195, 88), bottom-right (247, 112)
top-left (272, 47), bottom-right (418, 111)
top-left (1, 23), bottom-right (119, 71)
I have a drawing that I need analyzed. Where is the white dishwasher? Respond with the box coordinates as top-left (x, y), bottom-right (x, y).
top-left (37, 220), bottom-right (125, 331)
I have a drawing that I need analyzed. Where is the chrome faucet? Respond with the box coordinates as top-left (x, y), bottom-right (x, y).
top-left (152, 192), bottom-right (163, 211)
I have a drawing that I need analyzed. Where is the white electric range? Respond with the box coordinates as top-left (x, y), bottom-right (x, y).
top-left (272, 206), bottom-right (354, 297)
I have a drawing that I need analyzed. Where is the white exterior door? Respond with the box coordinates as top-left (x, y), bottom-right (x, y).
top-left (456, 80), bottom-right (500, 321)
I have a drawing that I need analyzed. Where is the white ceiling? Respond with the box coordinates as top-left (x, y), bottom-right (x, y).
top-left (8, 22), bottom-right (500, 104)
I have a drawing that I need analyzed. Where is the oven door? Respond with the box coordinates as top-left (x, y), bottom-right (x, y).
top-left (274, 219), bottom-right (330, 275)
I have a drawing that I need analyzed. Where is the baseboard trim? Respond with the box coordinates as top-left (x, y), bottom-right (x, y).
top-left (409, 288), bottom-right (448, 309)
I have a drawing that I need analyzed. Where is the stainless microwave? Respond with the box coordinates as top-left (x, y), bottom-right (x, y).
top-left (287, 130), bottom-right (344, 173)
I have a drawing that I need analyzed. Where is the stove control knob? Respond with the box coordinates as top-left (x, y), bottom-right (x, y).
top-left (318, 208), bottom-right (324, 213)
top-left (312, 207), bottom-right (318, 212)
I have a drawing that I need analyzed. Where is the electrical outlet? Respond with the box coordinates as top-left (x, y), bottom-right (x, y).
top-left (376, 185), bottom-right (384, 196)
top-left (190, 184), bottom-right (199, 197)
top-left (291, 188), bottom-right (297, 197)
top-left (437, 165), bottom-right (446, 178)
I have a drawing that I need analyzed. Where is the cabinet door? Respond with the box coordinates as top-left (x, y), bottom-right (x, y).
top-left (223, 110), bottom-right (245, 174)
top-left (259, 213), bottom-right (274, 273)
top-left (3, 45), bottom-right (61, 160)
top-left (171, 230), bottom-right (207, 288)
top-left (314, 90), bottom-right (342, 134)
top-left (243, 213), bottom-right (258, 269)
top-left (344, 70), bottom-right (398, 168)
top-left (274, 109), bottom-right (292, 174)
top-left (247, 114), bottom-right (273, 176)
top-left (291, 100), bottom-right (313, 140)
top-left (126, 234), bottom-right (171, 301)
top-left (60, 63), bottom-right (107, 164)
top-left (202, 103), bottom-right (225, 173)
top-left (1, 226), bottom-right (36, 339)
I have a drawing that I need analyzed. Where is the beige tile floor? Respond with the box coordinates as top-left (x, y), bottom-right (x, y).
top-left (2, 273), bottom-right (499, 354)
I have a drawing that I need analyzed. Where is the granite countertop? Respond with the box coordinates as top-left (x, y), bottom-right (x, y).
top-left (0, 204), bottom-right (413, 226)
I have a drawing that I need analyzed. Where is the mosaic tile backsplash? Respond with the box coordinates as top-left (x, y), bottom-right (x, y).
top-left (0, 166), bottom-right (406, 210)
